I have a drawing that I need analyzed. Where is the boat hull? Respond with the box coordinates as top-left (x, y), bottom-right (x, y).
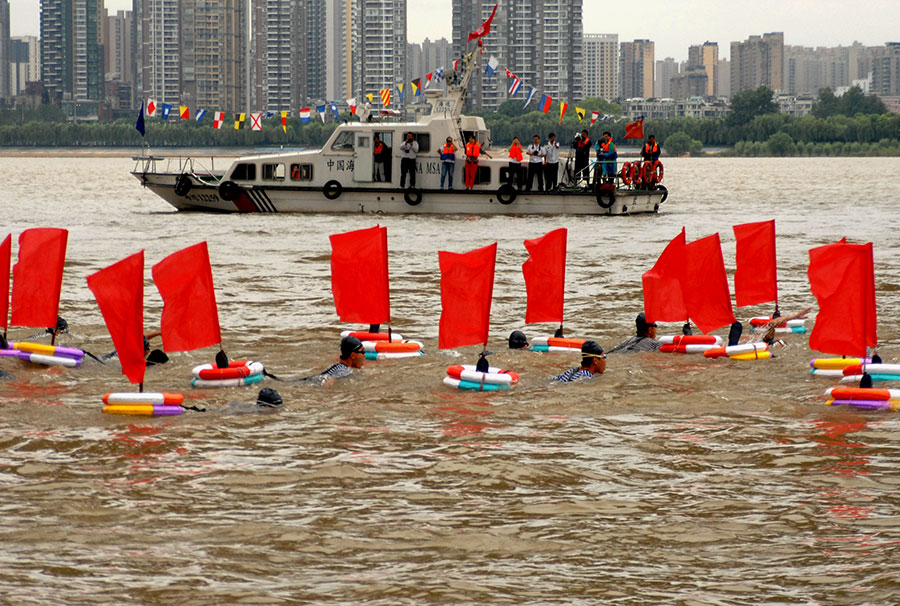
top-left (134, 172), bottom-right (667, 216)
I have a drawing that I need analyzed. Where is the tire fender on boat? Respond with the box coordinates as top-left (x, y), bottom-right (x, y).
top-left (497, 183), bottom-right (517, 205)
top-left (174, 173), bottom-right (192, 197)
top-left (403, 188), bottom-right (422, 206)
top-left (323, 180), bottom-right (343, 200)
top-left (596, 186), bottom-right (615, 209)
top-left (218, 180), bottom-right (240, 201)
top-left (657, 184), bottom-right (668, 204)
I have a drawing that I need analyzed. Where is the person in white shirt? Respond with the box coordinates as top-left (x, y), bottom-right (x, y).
top-left (399, 132), bottom-right (419, 189)
top-left (525, 135), bottom-right (544, 191)
top-left (542, 132), bottom-right (560, 191)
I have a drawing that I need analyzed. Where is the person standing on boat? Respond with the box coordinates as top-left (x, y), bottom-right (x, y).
top-left (641, 135), bottom-right (661, 162)
top-left (399, 133), bottom-right (419, 189)
top-left (597, 132), bottom-right (618, 184)
top-left (440, 137), bottom-right (457, 190)
top-left (464, 135), bottom-right (491, 189)
top-left (542, 133), bottom-right (560, 191)
top-left (525, 135), bottom-right (545, 191)
top-left (573, 130), bottom-right (592, 187)
top-left (552, 341), bottom-right (606, 382)
top-left (507, 137), bottom-right (524, 190)
top-left (373, 135), bottom-right (388, 182)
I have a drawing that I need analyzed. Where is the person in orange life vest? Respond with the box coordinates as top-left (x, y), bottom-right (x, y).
top-left (507, 137), bottom-right (524, 190)
top-left (373, 134), bottom-right (388, 182)
top-left (440, 137), bottom-right (457, 189)
top-left (464, 135), bottom-right (491, 189)
top-left (573, 130), bottom-right (592, 187)
top-left (641, 135), bottom-right (661, 162)
top-left (596, 131), bottom-right (618, 184)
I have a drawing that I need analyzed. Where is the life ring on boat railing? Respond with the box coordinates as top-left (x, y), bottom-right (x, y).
top-left (174, 173), bottom-right (192, 196)
top-left (631, 162), bottom-right (643, 186)
top-left (596, 186), bottom-right (615, 209)
top-left (657, 184), bottom-right (668, 204)
top-left (497, 183), bottom-right (517, 205)
top-left (651, 161), bottom-right (664, 183)
top-left (640, 161), bottom-right (655, 185)
top-left (323, 180), bottom-right (343, 200)
top-left (403, 188), bottom-right (422, 206)
top-left (620, 162), bottom-right (633, 185)
top-left (218, 180), bottom-right (241, 201)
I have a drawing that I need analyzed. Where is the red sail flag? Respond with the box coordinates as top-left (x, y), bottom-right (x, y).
top-left (10, 227), bottom-right (68, 328)
top-left (329, 225), bottom-right (390, 324)
top-left (87, 251), bottom-right (146, 385)
top-left (523, 228), bottom-right (567, 324)
top-left (808, 240), bottom-right (877, 357)
top-left (468, 3), bottom-right (498, 42)
top-left (642, 228), bottom-right (687, 323)
top-left (151, 242), bottom-right (221, 352)
top-left (680, 233), bottom-right (736, 334)
top-left (439, 243), bottom-right (497, 349)
top-left (0, 234), bottom-right (10, 330)
top-left (624, 119), bottom-right (644, 139)
top-left (733, 219), bottom-right (777, 307)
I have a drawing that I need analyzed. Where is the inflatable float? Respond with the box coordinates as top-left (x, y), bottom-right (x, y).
top-left (341, 330), bottom-right (404, 342)
top-left (658, 335), bottom-right (723, 354)
top-left (809, 357), bottom-right (870, 377)
top-left (840, 363), bottom-right (900, 384)
top-left (361, 339), bottom-right (424, 359)
top-left (703, 342), bottom-right (770, 360)
top-left (0, 341), bottom-right (85, 367)
top-left (749, 317), bottom-right (807, 334)
top-left (530, 336), bottom-right (586, 353)
top-left (443, 364), bottom-right (519, 391)
top-left (191, 360), bottom-right (265, 388)
top-left (824, 386), bottom-right (900, 411)
top-left (102, 392), bottom-right (185, 416)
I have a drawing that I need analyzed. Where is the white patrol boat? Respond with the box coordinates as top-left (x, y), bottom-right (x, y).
top-left (132, 56), bottom-right (668, 216)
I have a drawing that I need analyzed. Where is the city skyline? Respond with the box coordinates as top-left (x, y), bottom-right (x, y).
top-left (9, 0), bottom-right (900, 62)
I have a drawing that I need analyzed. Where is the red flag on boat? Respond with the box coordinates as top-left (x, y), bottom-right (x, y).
top-left (87, 251), bottom-right (146, 385)
top-left (808, 240), bottom-right (877, 357)
top-left (10, 227), bottom-right (68, 329)
top-left (680, 233), bottom-right (736, 334)
top-left (733, 219), bottom-right (777, 307)
top-left (642, 228), bottom-right (687, 323)
top-left (152, 242), bottom-right (221, 352)
top-left (0, 234), bottom-right (10, 331)
top-left (468, 3), bottom-right (498, 42)
top-left (523, 228), bottom-right (567, 324)
top-left (330, 225), bottom-right (390, 325)
top-left (439, 243), bottom-right (497, 349)
top-left (624, 118), bottom-right (644, 139)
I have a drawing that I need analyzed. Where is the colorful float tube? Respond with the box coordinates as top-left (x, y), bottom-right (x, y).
top-left (365, 351), bottom-right (423, 360)
top-left (729, 350), bottom-right (774, 361)
top-left (840, 363), bottom-right (900, 384)
top-left (0, 348), bottom-right (83, 367)
top-left (823, 386), bottom-right (900, 411)
top-left (12, 341), bottom-right (85, 359)
top-left (103, 405), bottom-right (184, 416)
top-left (703, 342), bottom-right (769, 359)
top-left (658, 335), bottom-right (722, 354)
top-left (773, 325), bottom-right (807, 334)
top-left (443, 364), bottom-right (520, 391)
top-left (530, 337), bottom-right (586, 352)
top-left (748, 317), bottom-right (806, 328)
top-left (340, 330), bottom-right (403, 342)
top-left (361, 339), bottom-right (423, 353)
top-left (191, 360), bottom-right (265, 388)
top-left (808, 357), bottom-right (870, 377)
top-left (103, 392), bottom-right (185, 405)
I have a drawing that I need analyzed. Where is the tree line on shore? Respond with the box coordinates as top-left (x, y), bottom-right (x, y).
top-left (0, 87), bottom-right (896, 157)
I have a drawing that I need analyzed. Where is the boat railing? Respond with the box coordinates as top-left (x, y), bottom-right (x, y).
top-left (131, 155), bottom-right (225, 184)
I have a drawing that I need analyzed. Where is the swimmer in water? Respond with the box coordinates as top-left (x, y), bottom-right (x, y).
top-left (312, 335), bottom-right (365, 383)
top-left (552, 340), bottom-right (606, 382)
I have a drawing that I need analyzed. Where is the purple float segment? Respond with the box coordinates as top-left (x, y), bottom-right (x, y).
top-left (151, 406), bottom-right (185, 416)
top-left (1, 349), bottom-right (30, 360)
top-left (830, 399), bottom-right (894, 410)
top-left (11, 342), bottom-right (85, 360)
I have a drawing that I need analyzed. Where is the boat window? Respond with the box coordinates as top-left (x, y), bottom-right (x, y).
top-left (410, 133), bottom-right (430, 153)
top-left (290, 164), bottom-right (313, 181)
top-left (231, 163), bottom-right (256, 181)
top-left (476, 166), bottom-right (490, 184)
top-left (262, 163), bottom-right (286, 181)
top-left (331, 131), bottom-right (355, 151)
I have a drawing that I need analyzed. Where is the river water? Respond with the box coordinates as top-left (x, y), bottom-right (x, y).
top-left (1, 154), bottom-right (899, 605)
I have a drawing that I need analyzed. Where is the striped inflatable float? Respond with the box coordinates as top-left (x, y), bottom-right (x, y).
top-left (824, 386), bottom-right (900, 411)
top-left (659, 335), bottom-right (723, 354)
top-left (840, 363), bottom-right (900, 384)
top-left (102, 392), bottom-right (185, 416)
top-left (809, 357), bottom-right (870, 377)
top-left (530, 336), bottom-right (586, 353)
top-left (749, 317), bottom-right (807, 334)
top-left (191, 360), bottom-right (265, 388)
top-left (443, 364), bottom-right (520, 391)
top-left (703, 342), bottom-right (770, 360)
top-left (361, 339), bottom-right (424, 360)
top-left (1, 341), bottom-right (85, 367)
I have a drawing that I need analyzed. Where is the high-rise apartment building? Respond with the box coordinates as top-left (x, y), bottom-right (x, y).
top-left (730, 32), bottom-right (784, 95)
top-left (872, 42), bottom-right (900, 96)
top-left (453, 0), bottom-right (583, 111)
top-left (9, 36), bottom-right (41, 97)
top-left (40, 0), bottom-right (104, 103)
top-left (654, 57), bottom-right (677, 98)
top-left (255, 0), bottom-right (307, 112)
top-left (620, 39), bottom-right (654, 98)
top-left (134, 0), bottom-right (182, 106)
top-left (669, 69), bottom-right (708, 99)
top-left (688, 41), bottom-right (718, 96)
top-left (583, 33), bottom-right (617, 100)
top-left (305, 2), bottom-right (328, 102)
top-left (105, 10), bottom-right (132, 83)
top-left (408, 37), bottom-right (453, 85)
top-left (353, 0), bottom-right (406, 103)
top-left (325, 0), bottom-right (353, 100)
top-left (0, 0), bottom-right (9, 100)
top-left (718, 58), bottom-right (730, 98)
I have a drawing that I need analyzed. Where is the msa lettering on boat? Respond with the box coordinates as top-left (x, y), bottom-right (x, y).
top-left (326, 159), bottom-right (355, 172)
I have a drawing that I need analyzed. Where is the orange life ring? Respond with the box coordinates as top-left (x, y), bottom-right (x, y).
top-left (631, 162), bottom-right (643, 186)
top-left (197, 360), bottom-right (258, 380)
top-left (620, 162), bottom-right (632, 185)
top-left (652, 160), bottom-right (664, 183)
top-left (641, 161), bottom-right (655, 185)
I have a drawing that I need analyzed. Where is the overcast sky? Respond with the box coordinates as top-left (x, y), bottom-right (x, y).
top-left (10, 0), bottom-right (899, 62)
